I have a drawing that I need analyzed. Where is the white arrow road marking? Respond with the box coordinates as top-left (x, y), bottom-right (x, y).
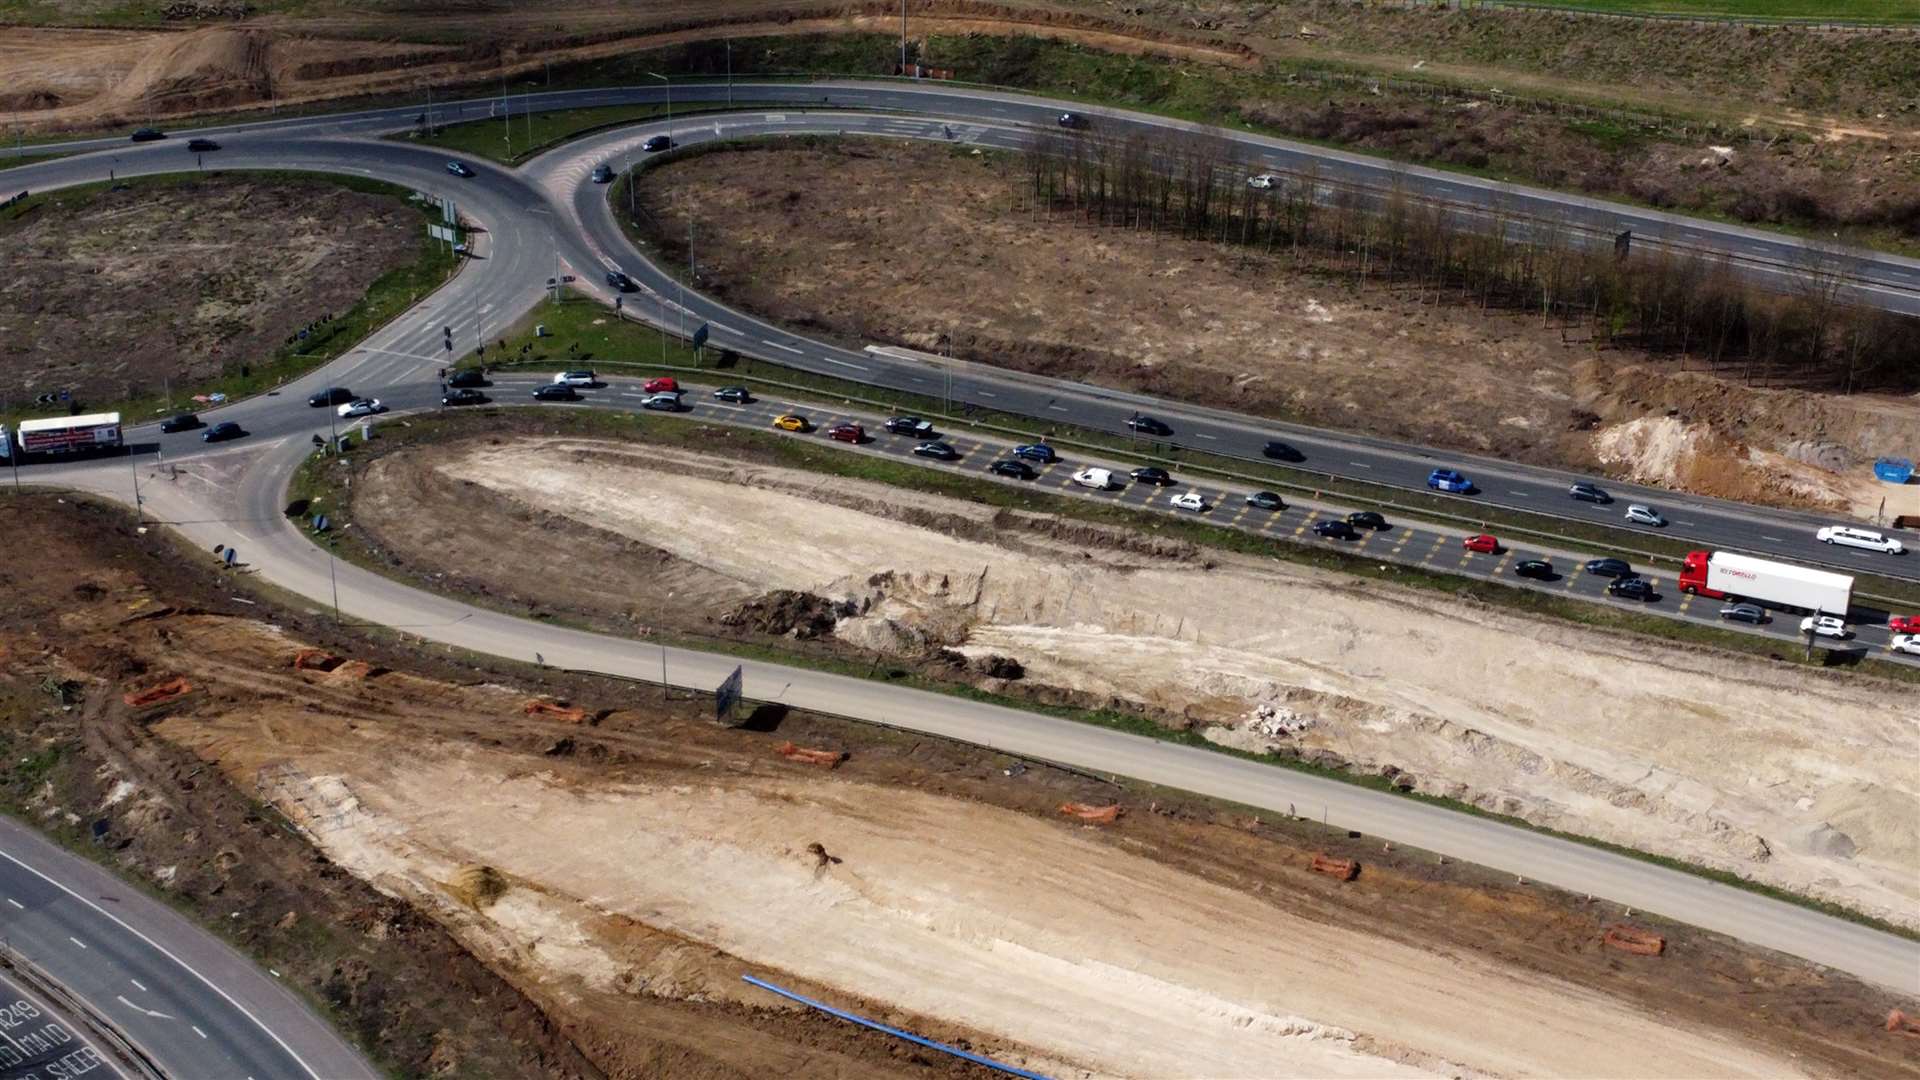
top-left (117, 995), bottom-right (176, 1020)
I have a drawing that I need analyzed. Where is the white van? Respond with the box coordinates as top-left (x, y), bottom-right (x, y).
top-left (1816, 525), bottom-right (1905, 554)
top-left (1072, 467), bottom-right (1114, 490)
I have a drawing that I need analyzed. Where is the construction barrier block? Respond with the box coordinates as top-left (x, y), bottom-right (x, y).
top-left (1309, 853), bottom-right (1360, 882)
top-left (1602, 924), bottom-right (1666, 956)
top-left (1885, 1009), bottom-right (1920, 1037)
top-left (122, 677), bottom-right (193, 707)
top-left (775, 741), bottom-right (847, 768)
top-left (1058, 802), bottom-right (1123, 825)
top-left (523, 700), bottom-right (589, 723)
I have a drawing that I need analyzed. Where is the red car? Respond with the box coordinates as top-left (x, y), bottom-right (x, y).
top-left (1890, 615), bottom-right (1920, 634)
top-left (827, 423), bottom-right (865, 444)
top-left (642, 376), bottom-right (680, 394)
top-left (1463, 533), bottom-right (1500, 554)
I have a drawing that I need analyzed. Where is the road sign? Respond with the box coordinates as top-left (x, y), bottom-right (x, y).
top-left (714, 664), bottom-right (743, 723)
top-left (442, 198), bottom-right (456, 225)
top-left (692, 322), bottom-right (709, 350)
top-left (427, 223), bottom-right (458, 244)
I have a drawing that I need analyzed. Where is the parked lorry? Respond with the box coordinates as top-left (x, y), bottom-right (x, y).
top-left (1678, 550), bottom-right (1852, 616)
top-left (11, 412), bottom-right (123, 458)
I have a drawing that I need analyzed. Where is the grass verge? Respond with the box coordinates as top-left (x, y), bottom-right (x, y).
top-left (397, 100), bottom-right (805, 165)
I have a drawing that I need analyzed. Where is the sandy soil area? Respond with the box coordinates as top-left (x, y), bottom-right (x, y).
top-left (359, 436), bottom-right (1920, 931)
top-left (638, 141), bottom-right (1918, 516)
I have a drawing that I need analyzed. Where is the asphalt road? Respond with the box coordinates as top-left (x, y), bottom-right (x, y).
top-left (0, 966), bottom-right (125, 1079)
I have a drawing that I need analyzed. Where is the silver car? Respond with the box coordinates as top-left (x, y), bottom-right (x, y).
top-left (1624, 503), bottom-right (1665, 527)
top-left (1718, 603), bottom-right (1768, 625)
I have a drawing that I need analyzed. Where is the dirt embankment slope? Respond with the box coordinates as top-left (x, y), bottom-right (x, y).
top-left (637, 140), bottom-right (1920, 516)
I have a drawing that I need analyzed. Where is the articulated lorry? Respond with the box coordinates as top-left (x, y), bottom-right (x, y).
top-left (1678, 550), bottom-right (1853, 616)
top-left (7, 412), bottom-right (123, 459)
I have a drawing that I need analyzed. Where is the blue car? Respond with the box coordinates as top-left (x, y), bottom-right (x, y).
top-left (1427, 468), bottom-right (1472, 493)
top-left (1011, 443), bottom-right (1058, 464)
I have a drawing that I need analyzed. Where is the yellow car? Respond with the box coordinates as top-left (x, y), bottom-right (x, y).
top-left (772, 413), bottom-right (811, 433)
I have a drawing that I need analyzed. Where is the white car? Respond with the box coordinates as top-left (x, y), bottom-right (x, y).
top-left (1624, 504), bottom-right (1665, 527)
top-left (1890, 634), bottom-right (1920, 656)
top-left (552, 370), bottom-right (597, 387)
top-left (1816, 525), bottom-right (1904, 554)
top-left (1073, 467), bottom-right (1114, 490)
top-left (640, 392), bottom-right (682, 411)
top-left (1247, 173), bottom-right (1278, 190)
top-left (1799, 615), bottom-right (1851, 639)
top-left (336, 398), bottom-right (384, 418)
top-left (1169, 491), bottom-right (1208, 513)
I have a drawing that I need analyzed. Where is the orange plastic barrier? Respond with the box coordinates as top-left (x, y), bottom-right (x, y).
top-left (775, 741), bottom-right (847, 768)
top-left (122, 677), bottom-right (192, 707)
top-left (523, 700), bottom-right (589, 722)
top-left (1309, 854), bottom-right (1360, 881)
top-left (292, 649), bottom-right (343, 672)
top-left (1602, 924), bottom-right (1667, 956)
top-left (1058, 803), bottom-right (1123, 824)
top-left (1886, 1010), bottom-right (1920, 1037)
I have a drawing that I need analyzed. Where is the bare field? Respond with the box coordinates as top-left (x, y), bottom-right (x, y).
top-left (638, 140), bottom-right (1920, 516)
top-left (350, 435), bottom-right (1920, 936)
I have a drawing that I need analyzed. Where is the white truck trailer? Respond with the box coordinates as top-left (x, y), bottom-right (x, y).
top-left (1678, 549), bottom-right (1853, 616)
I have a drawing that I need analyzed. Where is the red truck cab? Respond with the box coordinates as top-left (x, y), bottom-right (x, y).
top-left (1677, 550), bottom-right (1723, 598)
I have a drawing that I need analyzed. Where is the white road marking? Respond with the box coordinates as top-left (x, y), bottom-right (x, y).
top-left (1507, 490), bottom-right (1530, 497)
top-left (4, 898), bottom-right (20, 909)
top-left (709, 322), bottom-right (741, 335)
top-left (193, 1025), bottom-right (208, 1039)
top-left (1349, 461), bottom-right (1372, 469)
top-left (1762, 535), bottom-right (1786, 543)
top-left (761, 340), bottom-right (803, 353)
top-left (1048, 404), bottom-right (1069, 412)
top-left (977, 390), bottom-right (996, 398)
top-left (130, 979), bottom-right (147, 992)
top-left (69, 936), bottom-right (87, 949)
top-left (117, 995), bottom-right (176, 1020)
top-left (1194, 432), bottom-right (1217, 440)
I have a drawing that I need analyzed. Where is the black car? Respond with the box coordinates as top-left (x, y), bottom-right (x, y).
top-left (448, 369), bottom-right (488, 388)
top-left (1607, 576), bottom-right (1657, 601)
top-left (1347, 510), bottom-right (1388, 530)
top-left (442, 388), bottom-right (487, 406)
top-left (533, 384), bottom-right (578, 401)
top-left (1262, 440), bottom-right (1304, 463)
top-left (1513, 559), bottom-right (1555, 580)
top-left (642, 135), bottom-right (674, 152)
top-left (130, 127), bottom-right (165, 142)
top-left (1313, 519), bottom-right (1359, 540)
top-left (1012, 443), bottom-right (1058, 464)
top-left (159, 413), bottom-right (201, 433)
top-left (1245, 491), bottom-right (1285, 511)
top-left (308, 387), bottom-right (355, 407)
top-left (1130, 466), bottom-right (1175, 486)
top-left (591, 163), bottom-right (614, 183)
top-left (885, 416), bottom-right (934, 437)
top-left (446, 160), bottom-right (475, 177)
top-left (1569, 482), bottom-right (1613, 505)
top-left (186, 138), bottom-right (220, 153)
top-left (1057, 112), bottom-right (1085, 129)
top-left (1126, 415), bottom-right (1172, 437)
top-left (990, 459), bottom-right (1037, 480)
top-left (1719, 603), bottom-right (1770, 624)
top-left (605, 270), bottom-right (633, 291)
top-left (200, 421), bottom-right (244, 442)
top-left (1583, 557), bottom-right (1634, 578)
top-left (913, 441), bottom-right (959, 460)
top-left (713, 386), bottom-right (753, 404)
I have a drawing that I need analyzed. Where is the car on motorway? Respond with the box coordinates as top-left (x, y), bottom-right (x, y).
top-left (1074, 468), bottom-right (1115, 490)
top-left (159, 413), bottom-right (201, 433)
top-left (1057, 111), bottom-right (1085, 129)
top-left (605, 269), bottom-right (634, 291)
top-left (307, 387), bottom-right (354, 407)
top-left (1347, 510), bottom-right (1387, 530)
top-left (884, 416), bottom-right (933, 437)
top-left (336, 398), bottom-right (385, 418)
top-left (1169, 491), bottom-right (1208, 513)
top-left (1426, 468), bottom-right (1472, 493)
top-left (1463, 533), bottom-right (1500, 554)
top-left (445, 160), bottom-right (475, 177)
top-left (1126, 414), bottom-right (1173, 437)
top-left (1583, 557), bottom-right (1634, 578)
top-left (1245, 491), bottom-right (1285, 511)
top-left (642, 376), bottom-right (680, 394)
top-left (1262, 440), bottom-right (1304, 462)
top-left (1313, 519), bottom-right (1359, 541)
top-left (643, 134), bottom-right (674, 152)
top-left (1247, 173), bottom-right (1278, 190)
top-left (448, 369), bottom-right (488, 388)
top-left (186, 137), bottom-right (220, 153)
top-left (1891, 634), bottom-right (1920, 656)
top-left (532, 384), bottom-right (579, 401)
top-left (1513, 558), bottom-right (1554, 580)
top-left (991, 458), bottom-right (1037, 480)
top-left (1607, 576), bottom-right (1657, 601)
top-left (1889, 615), bottom-right (1920, 634)
top-left (1568, 481), bottom-right (1612, 505)
top-left (442, 388), bottom-right (487, 406)
top-left (130, 127), bottom-right (165, 142)
top-left (591, 163), bottom-right (615, 183)
top-left (552, 370), bottom-right (598, 387)
top-left (1719, 603), bottom-right (1769, 625)
top-left (1624, 504), bottom-right (1666, 527)
top-left (827, 423), bottom-right (865, 443)
top-left (772, 413), bottom-right (811, 433)
top-left (1799, 614), bottom-right (1852, 639)
top-left (913, 441), bottom-right (958, 460)
top-left (1012, 443), bottom-right (1058, 464)
top-left (641, 392), bottom-right (683, 412)
top-left (1130, 466), bottom-right (1174, 486)
top-left (1816, 525), bottom-right (1905, 554)
top-left (201, 420), bottom-right (244, 442)
top-left (713, 386), bottom-right (753, 404)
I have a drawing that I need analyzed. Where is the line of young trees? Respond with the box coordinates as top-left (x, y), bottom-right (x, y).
top-left (1022, 131), bottom-right (1920, 394)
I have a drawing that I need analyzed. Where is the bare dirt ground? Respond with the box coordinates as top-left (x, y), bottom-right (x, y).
top-left (350, 434), bottom-right (1920, 935)
top-left (0, 174), bottom-right (415, 410)
top-left (638, 140), bottom-right (1920, 516)
top-left (1, 496), bottom-right (1908, 1078)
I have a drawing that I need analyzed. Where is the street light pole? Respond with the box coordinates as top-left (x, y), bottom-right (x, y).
top-left (901, 0), bottom-right (908, 74)
top-left (726, 41), bottom-right (733, 106)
